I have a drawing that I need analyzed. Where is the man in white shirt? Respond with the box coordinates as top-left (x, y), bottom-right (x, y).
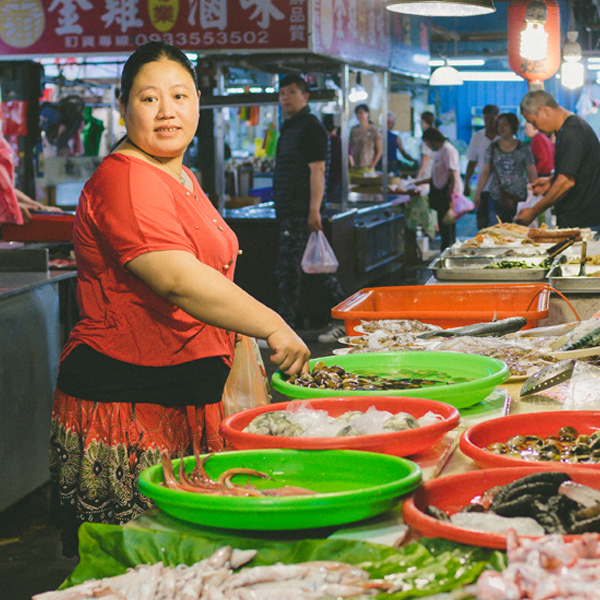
top-left (464, 105), bottom-right (499, 230)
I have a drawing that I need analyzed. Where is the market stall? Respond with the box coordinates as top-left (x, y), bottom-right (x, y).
top-left (423, 223), bottom-right (600, 325)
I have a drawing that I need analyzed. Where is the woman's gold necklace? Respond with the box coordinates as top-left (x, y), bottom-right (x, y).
top-left (127, 137), bottom-right (186, 186)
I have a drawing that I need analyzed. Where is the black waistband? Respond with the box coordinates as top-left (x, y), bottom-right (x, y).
top-left (57, 344), bottom-right (230, 407)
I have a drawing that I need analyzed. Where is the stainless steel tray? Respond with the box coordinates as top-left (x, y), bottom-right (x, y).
top-left (429, 256), bottom-right (550, 281)
top-left (547, 263), bottom-right (600, 292)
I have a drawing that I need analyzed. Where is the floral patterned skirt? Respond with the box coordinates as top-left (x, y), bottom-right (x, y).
top-left (49, 388), bottom-right (225, 556)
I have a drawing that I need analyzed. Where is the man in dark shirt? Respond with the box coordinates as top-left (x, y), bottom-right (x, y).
top-left (515, 90), bottom-right (600, 228)
top-left (272, 75), bottom-right (345, 343)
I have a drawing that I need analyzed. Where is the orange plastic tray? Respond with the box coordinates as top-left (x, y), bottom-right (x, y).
top-left (331, 283), bottom-right (551, 335)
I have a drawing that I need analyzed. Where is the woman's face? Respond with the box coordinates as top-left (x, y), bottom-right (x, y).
top-left (496, 117), bottom-right (514, 139)
top-left (121, 58), bottom-right (200, 158)
top-left (356, 107), bottom-right (369, 123)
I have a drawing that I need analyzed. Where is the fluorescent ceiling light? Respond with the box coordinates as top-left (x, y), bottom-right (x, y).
top-left (429, 59), bottom-right (485, 67)
top-left (386, 0), bottom-right (495, 16)
top-left (459, 71), bottom-right (524, 82)
top-left (588, 57), bottom-right (600, 63)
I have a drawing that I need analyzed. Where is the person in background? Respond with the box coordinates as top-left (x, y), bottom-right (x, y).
top-left (272, 74), bottom-right (346, 345)
top-left (383, 111), bottom-right (417, 175)
top-left (524, 121), bottom-right (554, 177)
top-left (322, 113), bottom-right (342, 204)
top-left (49, 42), bottom-right (309, 557)
top-left (463, 104), bottom-right (499, 230)
top-left (474, 112), bottom-right (537, 225)
top-left (348, 103), bottom-right (382, 174)
top-left (0, 131), bottom-right (63, 224)
top-left (417, 127), bottom-right (463, 251)
top-left (515, 91), bottom-right (600, 229)
top-left (416, 111), bottom-right (435, 184)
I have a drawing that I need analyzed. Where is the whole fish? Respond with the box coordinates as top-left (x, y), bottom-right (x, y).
top-left (418, 316), bottom-right (527, 339)
top-left (559, 325), bottom-right (600, 352)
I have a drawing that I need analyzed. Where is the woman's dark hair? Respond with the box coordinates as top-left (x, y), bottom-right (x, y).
top-left (422, 126), bottom-right (445, 144)
top-left (120, 41), bottom-right (198, 107)
top-left (421, 111), bottom-right (435, 127)
top-left (496, 112), bottom-right (520, 135)
top-left (354, 103), bottom-right (370, 115)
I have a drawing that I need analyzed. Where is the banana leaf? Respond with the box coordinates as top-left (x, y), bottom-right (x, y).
top-left (60, 509), bottom-right (505, 598)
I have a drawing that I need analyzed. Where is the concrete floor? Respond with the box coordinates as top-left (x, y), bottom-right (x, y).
top-left (0, 213), bottom-right (478, 599)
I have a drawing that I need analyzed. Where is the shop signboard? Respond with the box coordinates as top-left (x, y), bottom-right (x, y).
top-left (311, 0), bottom-right (429, 75)
top-left (0, 0), bottom-right (308, 56)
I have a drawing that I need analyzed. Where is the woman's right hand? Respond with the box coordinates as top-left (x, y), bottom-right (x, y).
top-left (266, 327), bottom-right (310, 376)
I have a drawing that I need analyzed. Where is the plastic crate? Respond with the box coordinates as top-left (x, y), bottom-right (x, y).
top-left (332, 283), bottom-right (551, 335)
top-left (1, 213), bottom-right (75, 243)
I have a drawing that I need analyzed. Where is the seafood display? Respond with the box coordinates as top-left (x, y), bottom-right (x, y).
top-left (474, 530), bottom-right (600, 600)
top-left (287, 361), bottom-right (460, 391)
top-left (33, 545), bottom-right (390, 599)
top-left (461, 222), bottom-right (540, 247)
top-left (161, 450), bottom-right (317, 497)
top-left (242, 403), bottom-right (443, 438)
top-left (335, 318), bottom-right (600, 381)
top-left (485, 426), bottom-right (600, 464)
top-left (425, 471), bottom-right (600, 536)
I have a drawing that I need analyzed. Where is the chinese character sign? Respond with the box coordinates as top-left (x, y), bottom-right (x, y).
top-left (312, 0), bottom-right (429, 74)
top-left (0, 0), bottom-right (307, 55)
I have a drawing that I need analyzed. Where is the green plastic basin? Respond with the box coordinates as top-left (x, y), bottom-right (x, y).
top-left (272, 351), bottom-right (509, 409)
top-left (138, 449), bottom-right (421, 530)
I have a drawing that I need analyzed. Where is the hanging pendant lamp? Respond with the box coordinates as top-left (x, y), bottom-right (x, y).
top-left (385, 0), bottom-right (495, 17)
top-left (429, 62), bottom-right (464, 85)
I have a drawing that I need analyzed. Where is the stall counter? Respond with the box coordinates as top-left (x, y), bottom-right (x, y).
top-left (0, 269), bottom-right (77, 512)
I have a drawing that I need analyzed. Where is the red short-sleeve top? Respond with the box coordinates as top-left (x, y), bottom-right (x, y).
top-left (62, 153), bottom-right (238, 367)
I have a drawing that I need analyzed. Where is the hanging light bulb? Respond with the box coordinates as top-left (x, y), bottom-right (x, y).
top-left (561, 31), bottom-right (585, 90)
top-left (520, 0), bottom-right (548, 61)
top-left (429, 60), bottom-right (463, 86)
top-left (385, 0), bottom-right (495, 16)
top-left (349, 72), bottom-right (368, 103)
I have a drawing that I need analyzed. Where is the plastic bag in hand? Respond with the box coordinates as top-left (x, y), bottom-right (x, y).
top-left (221, 335), bottom-right (271, 417)
top-left (301, 230), bottom-right (339, 274)
top-left (444, 191), bottom-right (475, 224)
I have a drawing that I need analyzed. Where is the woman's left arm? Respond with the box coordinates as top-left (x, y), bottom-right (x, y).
top-left (371, 134), bottom-right (383, 170)
top-left (526, 163), bottom-right (538, 184)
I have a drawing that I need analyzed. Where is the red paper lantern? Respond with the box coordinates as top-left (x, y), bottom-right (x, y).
top-left (508, 0), bottom-right (561, 85)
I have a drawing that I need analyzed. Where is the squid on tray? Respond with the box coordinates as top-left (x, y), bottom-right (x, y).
top-left (160, 448), bottom-right (317, 497)
top-left (33, 545), bottom-right (392, 600)
top-left (474, 529), bottom-right (600, 600)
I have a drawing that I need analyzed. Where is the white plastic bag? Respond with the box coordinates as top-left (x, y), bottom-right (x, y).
top-left (301, 230), bottom-right (339, 274)
top-left (221, 335), bottom-right (271, 417)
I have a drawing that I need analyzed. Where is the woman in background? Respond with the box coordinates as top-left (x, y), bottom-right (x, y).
top-left (349, 103), bottom-right (382, 175)
top-left (474, 113), bottom-right (537, 225)
top-left (418, 127), bottom-right (463, 251)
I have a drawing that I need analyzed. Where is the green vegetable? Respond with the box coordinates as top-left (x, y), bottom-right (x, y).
top-left (483, 260), bottom-right (543, 269)
top-left (363, 538), bottom-right (506, 599)
top-left (59, 510), bottom-right (506, 599)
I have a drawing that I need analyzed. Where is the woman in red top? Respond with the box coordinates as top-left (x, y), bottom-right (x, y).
top-left (524, 122), bottom-right (555, 177)
top-left (49, 41), bottom-right (309, 556)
